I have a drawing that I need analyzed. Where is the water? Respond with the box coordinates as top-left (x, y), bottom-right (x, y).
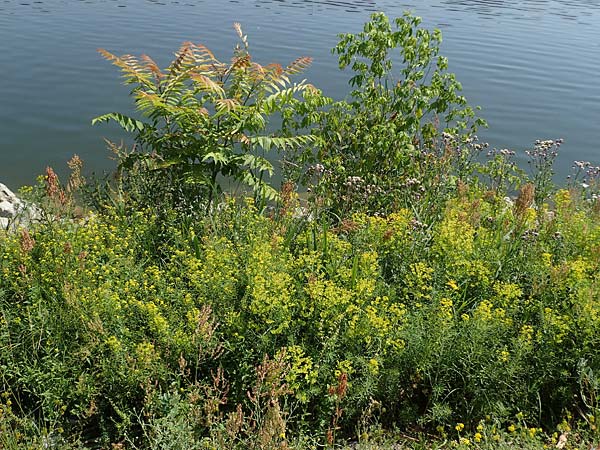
top-left (1, 0), bottom-right (599, 190)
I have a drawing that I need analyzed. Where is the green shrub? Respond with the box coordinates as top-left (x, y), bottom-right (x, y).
top-left (94, 24), bottom-right (316, 210)
top-left (283, 12), bottom-right (486, 219)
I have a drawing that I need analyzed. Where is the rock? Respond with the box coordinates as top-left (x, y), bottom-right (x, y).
top-left (0, 183), bottom-right (37, 230)
top-left (0, 183), bottom-right (22, 228)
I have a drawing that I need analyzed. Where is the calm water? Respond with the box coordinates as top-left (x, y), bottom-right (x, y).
top-left (1, 0), bottom-right (599, 189)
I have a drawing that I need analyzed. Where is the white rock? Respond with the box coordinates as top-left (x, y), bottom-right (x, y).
top-left (0, 183), bottom-right (38, 230)
top-left (0, 183), bottom-right (23, 226)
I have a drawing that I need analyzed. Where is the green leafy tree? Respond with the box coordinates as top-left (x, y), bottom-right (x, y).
top-left (284, 12), bottom-right (486, 218)
top-left (94, 23), bottom-right (316, 208)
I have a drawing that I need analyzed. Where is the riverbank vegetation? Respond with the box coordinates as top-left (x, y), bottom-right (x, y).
top-left (1, 12), bottom-right (600, 449)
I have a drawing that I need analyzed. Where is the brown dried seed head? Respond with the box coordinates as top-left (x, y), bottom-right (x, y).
top-left (45, 167), bottom-right (60, 198)
top-left (20, 229), bottom-right (35, 253)
top-left (516, 183), bottom-right (535, 217)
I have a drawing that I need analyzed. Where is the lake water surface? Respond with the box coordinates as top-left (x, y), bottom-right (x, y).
top-left (1, 0), bottom-right (599, 189)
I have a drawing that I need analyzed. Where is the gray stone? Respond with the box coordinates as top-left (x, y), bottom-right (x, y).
top-left (0, 183), bottom-right (38, 229)
top-left (0, 183), bottom-right (23, 227)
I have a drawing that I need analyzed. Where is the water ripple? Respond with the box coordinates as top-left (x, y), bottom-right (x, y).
top-left (1, 0), bottom-right (599, 187)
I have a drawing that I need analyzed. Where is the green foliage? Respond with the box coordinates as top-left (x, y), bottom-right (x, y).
top-left (94, 24), bottom-right (316, 208)
top-left (525, 139), bottom-right (562, 206)
top-left (284, 12), bottom-right (485, 218)
top-left (3, 12), bottom-right (600, 450)
top-left (3, 164), bottom-right (600, 448)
